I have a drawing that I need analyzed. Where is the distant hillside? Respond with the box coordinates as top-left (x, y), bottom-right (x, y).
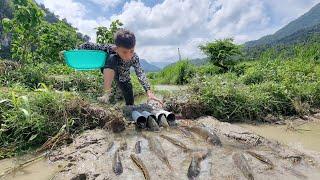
top-left (152, 61), bottom-right (172, 69)
top-left (163, 58), bottom-right (208, 69)
top-left (131, 59), bottom-right (160, 72)
top-left (245, 3), bottom-right (320, 48)
top-left (140, 59), bottom-right (161, 72)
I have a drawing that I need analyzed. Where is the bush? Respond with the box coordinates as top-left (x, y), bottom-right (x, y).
top-left (199, 38), bottom-right (243, 72)
top-left (0, 84), bottom-right (127, 158)
top-left (186, 58), bottom-right (320, 121)
top-left (0, 85), bottom-right (76, 157)
top-left (152, 60), bottom-right (196, 85)
top-left (1, 62), bottom-right (147, 102)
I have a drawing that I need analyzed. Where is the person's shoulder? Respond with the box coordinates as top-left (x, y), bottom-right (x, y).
top-left (108, 53), bottom-right (120, 60)
top-left (106, 53), bottom-right (120, 65)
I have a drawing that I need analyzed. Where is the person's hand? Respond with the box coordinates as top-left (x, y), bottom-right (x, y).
top-left (147, 90), bottom-right (163, 106)
top-left (97, 92), bottom-right (111, 104)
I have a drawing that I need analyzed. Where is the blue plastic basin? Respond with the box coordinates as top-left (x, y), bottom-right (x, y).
top-left (64, 50), bottom-right (108, 70)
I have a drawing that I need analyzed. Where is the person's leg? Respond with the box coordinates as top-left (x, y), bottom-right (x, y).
top-left (117, 81), bottom-right (134, 105)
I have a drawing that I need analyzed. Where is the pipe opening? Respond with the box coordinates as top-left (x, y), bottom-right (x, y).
top-left (166, 113), bottom-right (176, 122)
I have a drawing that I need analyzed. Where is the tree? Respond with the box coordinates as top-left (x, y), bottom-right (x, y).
top-left (199, 38), bottom-right (242, 72)
top-left (2, 0), bottom-right (44, 63)
top-left (96, 19), bottom-right (123, 44)
top-left (2, 0), bottom-right (84, 63)
top-left (35, 21), bottom-right (81, 63)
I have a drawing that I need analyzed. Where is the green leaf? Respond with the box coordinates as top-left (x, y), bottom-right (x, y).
top-left (20, 108), bottom-right (30, 118)
top-left (28, 134), bottom-right (38, 141)
top-left (0, 99), bottom-right (10, 104)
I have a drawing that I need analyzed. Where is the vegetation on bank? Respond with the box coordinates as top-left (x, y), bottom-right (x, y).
top-left (0, 1), bottom-right (147, 158)
top-left (159, 39), bottom-right (320, 121)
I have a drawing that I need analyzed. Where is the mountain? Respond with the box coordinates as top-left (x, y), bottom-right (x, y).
top-left (274, 23), bottom-right (320, 45)
top-left (245, 3), bottom-right (320, 48)
top-left (152, 61), bottom-right (173, 69)
top-left (139, 59), bottom-right (161, 72)
top-left (162, 58), bottom-right (208, 69)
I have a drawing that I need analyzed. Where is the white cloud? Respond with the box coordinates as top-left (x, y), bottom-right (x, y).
top-left (39, 0), bottom-right (320, 62)
top-left (111, 0), bottom-right (319, 62)
top-left (42, 0), bottom-right (110, 41)
top-left (88, 0), bottom-right (123, 10)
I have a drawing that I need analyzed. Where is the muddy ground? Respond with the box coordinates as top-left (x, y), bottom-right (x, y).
top-left (15, 116), bottom-right (317, 180)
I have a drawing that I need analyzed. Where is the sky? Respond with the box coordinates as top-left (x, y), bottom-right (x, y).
top-left (35, 0), bottom-right (320, 62)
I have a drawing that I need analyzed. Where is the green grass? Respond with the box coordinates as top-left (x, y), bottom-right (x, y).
top-left (187, 58), bottom-right (320, 121)
top-left (0, 84), bottom-right (76, 158)
top-left (161, 42), bottom-right (320, 121)
top-left (149, 60), bottom-right (196, 85)
top-left (0, 61), bottom-right (148, 101)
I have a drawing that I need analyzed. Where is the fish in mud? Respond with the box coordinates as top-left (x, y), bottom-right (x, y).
top-left (283, 166), bottom-right (307, 179)
top-left (187, 150), bottom-right (210, 179)
top-left (232, 153), bottom-right (254, 180)
top-left (113, 150), bottom-right (123, 175)
top-left (119, 141), bottom-right (128, 151)
top-left (177, 127), bottom-right (195, 138)
top-left (188, 126), bottom-right (222, 146)
top-left (105, 141), bottom-right (114, 153)
top-left (159, 115), bottom-right (170, 128)
top-left (130, 154), bottom-right (151, 180)
top-left (147, 116), bottom-right (160, 131)
top-left (147, 136), bottom-right (173, 170)
top-left (187, 156), bottom-right (200, 179)
top-left (160, 134), bottom-right (190, 152)
top-left (246, 151), bottom-right (274, 169)
top-left (135, 141), bottom-right (142, 154)
top-left (168, 120), bottom-right (177, 127)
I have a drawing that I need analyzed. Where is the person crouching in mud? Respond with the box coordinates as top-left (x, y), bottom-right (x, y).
top-left (78, 28), bottom-right (163, 106)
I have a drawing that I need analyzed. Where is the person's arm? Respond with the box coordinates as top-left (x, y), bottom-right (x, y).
top-left (97, 56), bottom-right (117, 104)
top-left (103, 68), bottom-right (114, 92)
top-left (132, 54), bottom-right (163, 105)
top-left (78, 42), bottom-right (115, 54)
top-left (132, 54), bottom-right (151, 92)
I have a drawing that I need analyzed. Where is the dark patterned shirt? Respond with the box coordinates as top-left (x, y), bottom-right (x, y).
top-left (78, 42), bottom-right (151, 92)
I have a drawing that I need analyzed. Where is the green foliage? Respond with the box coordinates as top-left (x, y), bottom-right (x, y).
top-left (2, 0), bottom-right (83, 63)
top-left (152, 60), bottom-right (196, 85)
top-left (197, 63), bottom-right (221, 76)
top-left (0, 85), bottom-right (74, 157)
top-left (35, 21), bottom-right (80, 63)
top-left (96, 19), bottom-right (123, 44)
top-left (199, 38), bottom-right (242, 72)
top-left (2, 0), bottom-right (44, 63)
top-left (189, 57), bottom-right (320, 121)
top-left (0, 60), bottom-right (146, 100)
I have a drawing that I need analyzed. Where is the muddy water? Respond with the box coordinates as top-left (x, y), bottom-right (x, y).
top-left (134, 84), bottom-right (187, 104)
top-left (0, 155), bottom-right (65, 180)
top-left (238, 121), bottom-right (320, 152)
top-left (154, 85), bottom-right (187, 91)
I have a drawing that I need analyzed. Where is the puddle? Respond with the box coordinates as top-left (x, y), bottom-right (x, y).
top-left (0, 155), bottom-right (65, 180)
top-left (238, 121), bottom-right (320, 152)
